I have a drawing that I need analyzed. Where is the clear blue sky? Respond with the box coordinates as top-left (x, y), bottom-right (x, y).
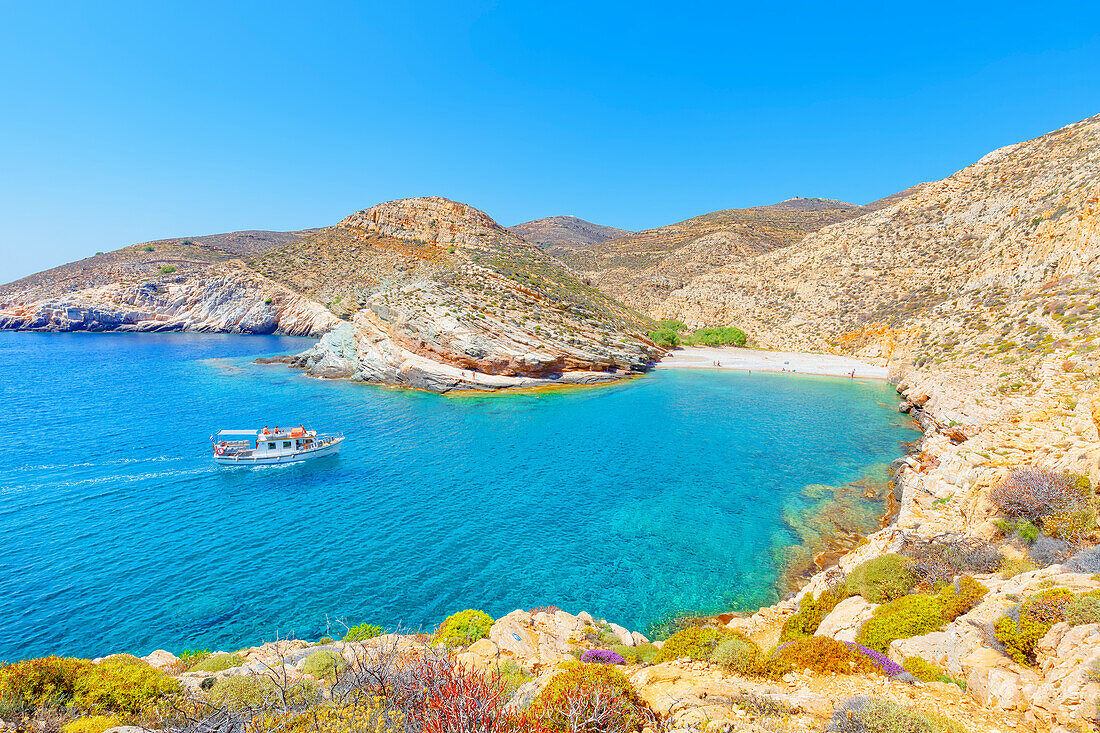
top-left (2, 1), bottom-right (1099, 283)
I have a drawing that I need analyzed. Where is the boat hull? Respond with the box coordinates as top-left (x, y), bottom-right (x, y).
top-left (214, 437), bottom-right (344, 466)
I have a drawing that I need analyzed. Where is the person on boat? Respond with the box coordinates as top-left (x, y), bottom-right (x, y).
top-left (263, 426), bottom-right (270, 435)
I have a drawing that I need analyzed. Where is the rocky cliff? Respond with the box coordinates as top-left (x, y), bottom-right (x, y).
top-left (0, 197), bottom-right (658, 391)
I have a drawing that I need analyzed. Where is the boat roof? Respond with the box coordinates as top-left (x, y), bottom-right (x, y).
top-left (216, 429), bottom-right (260, 436)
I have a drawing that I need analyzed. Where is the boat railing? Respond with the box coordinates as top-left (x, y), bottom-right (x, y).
top-left (314, 432), bottom-right (344, 447)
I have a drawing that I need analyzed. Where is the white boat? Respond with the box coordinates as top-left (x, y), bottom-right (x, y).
top-left (211, 427), bottom-right (344, 465)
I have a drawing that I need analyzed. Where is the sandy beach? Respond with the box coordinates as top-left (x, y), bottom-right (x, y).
top-left (657, 346), bottom-right (889, 379)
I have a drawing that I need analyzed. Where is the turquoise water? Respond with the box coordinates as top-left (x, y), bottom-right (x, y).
top-left (0, 333), bottom-right (917, 661)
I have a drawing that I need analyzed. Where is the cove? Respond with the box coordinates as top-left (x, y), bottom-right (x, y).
top-left (0, 333), bottom-right (919, 661)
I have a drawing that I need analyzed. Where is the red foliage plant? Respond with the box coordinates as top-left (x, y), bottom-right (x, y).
top-left (390, 653), bottom-right (513, 733)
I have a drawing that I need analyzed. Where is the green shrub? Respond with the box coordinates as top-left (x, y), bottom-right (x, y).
top-left (994, 588), bottom-right (1073, 665)
top-left (902, 656), bottom-right (942, 683)
top-left (189, 653), bottom-right (245, 673)
top-left (902, 656), bottom-right (964, 688)
top-left (496, 659), bottom-right (532, 695)
top-left (938, 576), bottom-right (988, 622)
top-left (997, 518), bottom-right (1040, 543)
top-left (72, 656), bottom-right (181, 714)
top-left (856, 594), bottom-right (945, 653)
top-left (142, 246), bottom-right (154, 252)
top-left (301, 651), bottom-right (345, 681)
top-left (829, 697), bottom-right (966, 733)
top-left (652, 626), bottom-right (734, 663)
top-left (207, 675), bottom-right (318, 711)
top-left (711, 634), bottom-right (763, 676)
top-left (526, 663), bottom-right (645, 732)
top-left (608, 643), bottom-right (660, 665)
top-left (177, 649), bottom-right (211, 668)
top-left (691, 327), bottom-right (747, 347)
top-left (656, 319), bottom-right (688, 332)
top-left (0, 656), bottom-right (93, 711)
top-left (769, 636), bottom-right (876, 677)
top-left (1064, 591), bottom-right (1100, 626)
top-left (61, 716), bottom-right (120, 733)
top-left (844, 554), bottom-right (918, 603)
top-left (648, 328), bottom-right (680, 348)
top-left (779, 586), bottom-right (850, 644)
top-left (1000, 555), bottom-right (1038, 578)
top-left (434, 609), bottom-right (493, 648)
top-left (343, 623), bottom-right (384, 642)
top-left (158, 265), bottom-right (177, 274)
top-left (315, 637), bottom-right (334, 646)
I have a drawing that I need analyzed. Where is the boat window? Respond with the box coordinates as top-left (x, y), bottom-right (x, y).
top-left (268, 442), bottom-right (275, 449)
top-left (283, 441), bottom-right (291, 448)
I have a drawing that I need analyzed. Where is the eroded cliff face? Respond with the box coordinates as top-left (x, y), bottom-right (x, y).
top-left (0, 263), bottom-right (339, 337)
top-left (267, 197), bottom-right (658, 390)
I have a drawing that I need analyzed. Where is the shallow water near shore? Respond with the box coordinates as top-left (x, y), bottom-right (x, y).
top-left (0, 333), bottom-right (918, 660)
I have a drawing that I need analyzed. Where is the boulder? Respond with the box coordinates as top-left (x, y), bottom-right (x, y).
top-left (816, 596), bottom-right (877, 643)
top-left (608, 622), bottom-right (634, 646)
top-left (142, 649), bottom-right (178, 669)
top-left (1028, 622), bottom-right (1100, 727)
top-left (455, 638), bottom-right (499, 673)
top-left (488, 610), bottom-right (574, 667)
top-left (962, 647), bottom-right (1040, 711)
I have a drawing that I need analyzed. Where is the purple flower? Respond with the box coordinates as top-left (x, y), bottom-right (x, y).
top-left (581, 649), bottom-right (626, 665)
top-left (844, 641), bottom-right (905, 677)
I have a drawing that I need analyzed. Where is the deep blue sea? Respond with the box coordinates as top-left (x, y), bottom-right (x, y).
top-left (0, 333), bottom-right (918, 661)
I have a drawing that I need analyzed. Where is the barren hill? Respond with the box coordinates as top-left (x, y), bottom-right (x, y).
top-left (509, 215), bottom-right (632, 258)
top-left (562, 197), bottom-right (871, 314)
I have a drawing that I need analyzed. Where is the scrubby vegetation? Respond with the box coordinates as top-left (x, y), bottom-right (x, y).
top-left (686, 326), bottom-right (747, 347)
top-left (898, 534), bottom-right (1003, 586)
top-left (525, 662), bottom-right (649, 732)
top-left (188, 653), bottom-right (244, 673)
top-left (158, 265), bottom-right (177, 274)
top-left (0, 654), bottom-right (179, 725)
top-left (610, 643), bottom-right (659, 665)
top-left (343, 622), bottom-right (384, 642)
top-left (990, 469), bottom-right (1097, 547)
top-left (711, 634), bottom-right (763, 676)
top-left (60, 715), bottom-right (119, 733)
top-left (771, 636), bottom-right (876, 676)
top-left (302, 650), bottom-right (346, 680)
top-left (829, 696), bottom-right (966, 733)
top-left (647, 327), bottom-right (680, 347)
top-left (843, 554), bottom-right (918, 603)
top-left (652, 625), bottom-right (735, 663)
top-left (856, 576), bottom-right (987, 653)
top-left (903, 656), bottom-right (965, 688)
top-left (1000, 555), bottom-right (1038, 578)
top-left (779, 585), bottom-right (850, 643)
top-left (434, 609), bottom-right (494, 647)
top-left (994, 588), bottom-right (1078, 665)
top-left (647, 321), bottom-right (748, 349)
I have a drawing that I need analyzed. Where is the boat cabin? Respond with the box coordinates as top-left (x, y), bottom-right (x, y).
top-left (214, 428), bottom-right (318, 457)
